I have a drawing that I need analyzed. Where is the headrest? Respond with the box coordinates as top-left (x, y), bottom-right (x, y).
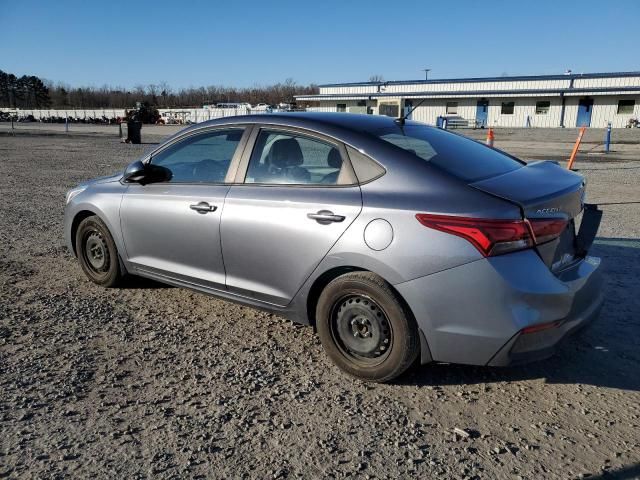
top-left (327, 148), bottom-right (342, 169)
top-left (270, 138), bottom-right (303, 168)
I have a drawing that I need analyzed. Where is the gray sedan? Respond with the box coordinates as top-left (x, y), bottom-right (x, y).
top-left (64, 113), bottom-right (604, 382)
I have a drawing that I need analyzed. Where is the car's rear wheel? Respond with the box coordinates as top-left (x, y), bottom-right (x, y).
top-left (316, 272), bottom-right (420, 382)
top-left (75, 215), bottom-right (123, 287)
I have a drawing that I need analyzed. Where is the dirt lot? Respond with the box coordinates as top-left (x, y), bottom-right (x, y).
top-left (1, 130), bottom-right (639, 479)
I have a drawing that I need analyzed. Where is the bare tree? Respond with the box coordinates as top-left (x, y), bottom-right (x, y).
top-left (0, 69), bottom-right (320, 109)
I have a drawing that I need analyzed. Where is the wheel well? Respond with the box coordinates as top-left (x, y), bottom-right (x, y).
top-left (70, 210), bottom-right (97, 255)
top-left (306, 267), bottom-right (365, 327)
top-left (307, 267), bottom-right (417, 327)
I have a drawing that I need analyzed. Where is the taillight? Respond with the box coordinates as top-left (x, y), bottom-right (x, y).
top-left (527, 218), bottom-right (568, 244)
top-left (520, 320), bottom-right (561, 334)
top-left (415, 214), bottom-right (568, 257)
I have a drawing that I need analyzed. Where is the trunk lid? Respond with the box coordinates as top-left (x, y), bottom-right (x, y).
top-left (470, 161), bottom-right (586, 271)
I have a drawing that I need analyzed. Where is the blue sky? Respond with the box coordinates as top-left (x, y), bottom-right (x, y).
top-left (1, 0), bottom-right (638, 88)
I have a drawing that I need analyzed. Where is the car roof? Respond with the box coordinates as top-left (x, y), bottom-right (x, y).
top-left (183, 112), bottom-right (423, 136)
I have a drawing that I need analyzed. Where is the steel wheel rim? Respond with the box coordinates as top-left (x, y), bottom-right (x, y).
top-left (330, 294), bottom-right (393, 367)
top-left (83, 230), bottom-right (110, 273)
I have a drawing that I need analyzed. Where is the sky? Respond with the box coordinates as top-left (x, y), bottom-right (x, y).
top-left (1, 0), bottom-right (638, 89)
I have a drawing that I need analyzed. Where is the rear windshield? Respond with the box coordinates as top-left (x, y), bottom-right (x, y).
top-left (374, 125), bottom-right (523, 182)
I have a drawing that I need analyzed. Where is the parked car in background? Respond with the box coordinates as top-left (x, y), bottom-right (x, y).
top-left (252, 103), bottom-right (271, 111)
top-left (216, 102), bottom-right (250, 109)
top-left (64, 113), bottom-right (603, 382)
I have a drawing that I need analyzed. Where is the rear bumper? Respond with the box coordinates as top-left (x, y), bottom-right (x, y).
top-left (395, 252), bottom-right (604, 366)
top-left (487, 272), bottom-right (604, 366)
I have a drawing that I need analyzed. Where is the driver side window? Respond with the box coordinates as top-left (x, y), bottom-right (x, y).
top-left (151, 129), bottom-right (244, 183)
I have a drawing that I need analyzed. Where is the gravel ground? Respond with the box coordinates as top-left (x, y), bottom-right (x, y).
top-left (1, 132), bottom-right (639, 479)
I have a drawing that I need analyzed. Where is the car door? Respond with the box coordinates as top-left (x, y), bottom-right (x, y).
top-left (221, 127), bottom-right (363, 306)
top-left (120, 127), bottom-right (250, 290)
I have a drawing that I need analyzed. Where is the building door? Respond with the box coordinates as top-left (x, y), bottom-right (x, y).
top-left (476, 100), bottom-right (489, 128)
top-left (576, 98), bottom-right (593, 127)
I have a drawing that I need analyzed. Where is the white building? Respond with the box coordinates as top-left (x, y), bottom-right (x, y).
top-left (296, 71), bottom-right (640, 128)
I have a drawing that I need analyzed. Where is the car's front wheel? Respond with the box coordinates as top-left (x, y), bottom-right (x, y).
top-left (75, 215), bottom-right (123, 287)
top-left (316, 272), bottom-right (420, 382)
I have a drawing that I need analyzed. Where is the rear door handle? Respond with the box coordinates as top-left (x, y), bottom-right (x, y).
top-left (190, 201), bottom-right (217, 214)
top-left (307, 210), bottom-right (345, 224)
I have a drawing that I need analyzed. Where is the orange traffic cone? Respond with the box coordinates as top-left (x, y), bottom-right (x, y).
top-left (486, 127), bottom-right (495, 147)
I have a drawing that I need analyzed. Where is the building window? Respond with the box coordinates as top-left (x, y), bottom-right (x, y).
top-left (501, 102), bottom-right (515, 115)
top-left (535, 101), bottom-right (551, 114)
top-left (379, 102), bottom-right (399, 118)
top-left (446, 102), bottom-right (458, 114)
top-left (357, 100), bottom-right (367, 107)
top-left (617, 99), bottom-right (635, 114)
top-left (336, 103), bottom-right (346, 113)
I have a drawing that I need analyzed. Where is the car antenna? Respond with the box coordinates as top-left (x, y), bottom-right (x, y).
top-left (395, 97), bottom-right (428, 126)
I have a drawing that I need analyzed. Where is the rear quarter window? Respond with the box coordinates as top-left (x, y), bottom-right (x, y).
top-left (376, 125), bottom-right (523, 182)
top-left (346, 146), bottom-right (386, 184)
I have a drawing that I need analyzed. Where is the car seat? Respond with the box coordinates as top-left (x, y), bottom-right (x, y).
top-left (269, 138), bottom-right (311, 183)
top-left (321, 148), bottom-right (342, 184)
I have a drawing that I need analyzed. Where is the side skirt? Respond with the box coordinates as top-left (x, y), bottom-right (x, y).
top-left (130, 266), bottom-right (306, 323)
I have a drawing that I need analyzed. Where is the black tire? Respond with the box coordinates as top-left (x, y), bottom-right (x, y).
top-left (316, 272), bottom-right (420, 383)
top-left (75, 215), bottom-right (123, 287)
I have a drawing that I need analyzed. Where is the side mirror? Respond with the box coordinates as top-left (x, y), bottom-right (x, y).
top-left (123, 160), bottom-right (146, 183)
top-left (123, 160), bottom-right (172, 185)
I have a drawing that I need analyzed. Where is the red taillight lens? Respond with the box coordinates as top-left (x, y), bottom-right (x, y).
top-left (528, 218), bottom-right (568, 244)
top-left (415, 214), bottom-right (533, 257)
top-left (416, 214), bottom-right (569, 257)
top-left (521, 320), bottom-right (561, 334)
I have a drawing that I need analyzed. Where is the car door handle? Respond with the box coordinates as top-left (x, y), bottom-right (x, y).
top-left (190, 202), bottom-right (217, 214)
top-left (307, 210), bottom-right (345, 224)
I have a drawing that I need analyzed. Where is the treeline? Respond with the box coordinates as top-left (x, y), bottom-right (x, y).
top-left (0, 71), bottom-right (51, 108)
top-left (0, 70), bottom-right (319, 109)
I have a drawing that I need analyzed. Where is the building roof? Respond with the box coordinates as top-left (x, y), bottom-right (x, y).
top-left (316, 71), bottom-right (640, 88)
top-left (296, 86), bottom-right (640, 102)
top-left (295, 71), bottom-right (640, 101)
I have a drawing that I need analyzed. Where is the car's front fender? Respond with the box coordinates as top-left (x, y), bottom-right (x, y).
top-left (64, 182), bottom-right (127, 259)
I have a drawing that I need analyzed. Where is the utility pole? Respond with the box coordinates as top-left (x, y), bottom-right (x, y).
top-left (422, 68), bottom-right (431, 80)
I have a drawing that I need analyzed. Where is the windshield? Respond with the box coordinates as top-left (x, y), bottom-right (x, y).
top-left (374, 125), bottom-right (524, 182)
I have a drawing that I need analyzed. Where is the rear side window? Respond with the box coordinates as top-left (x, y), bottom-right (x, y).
top-left (245, 130), bottom-right (355, 185)
top-left (374, 125), bottom-right (523, 182)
